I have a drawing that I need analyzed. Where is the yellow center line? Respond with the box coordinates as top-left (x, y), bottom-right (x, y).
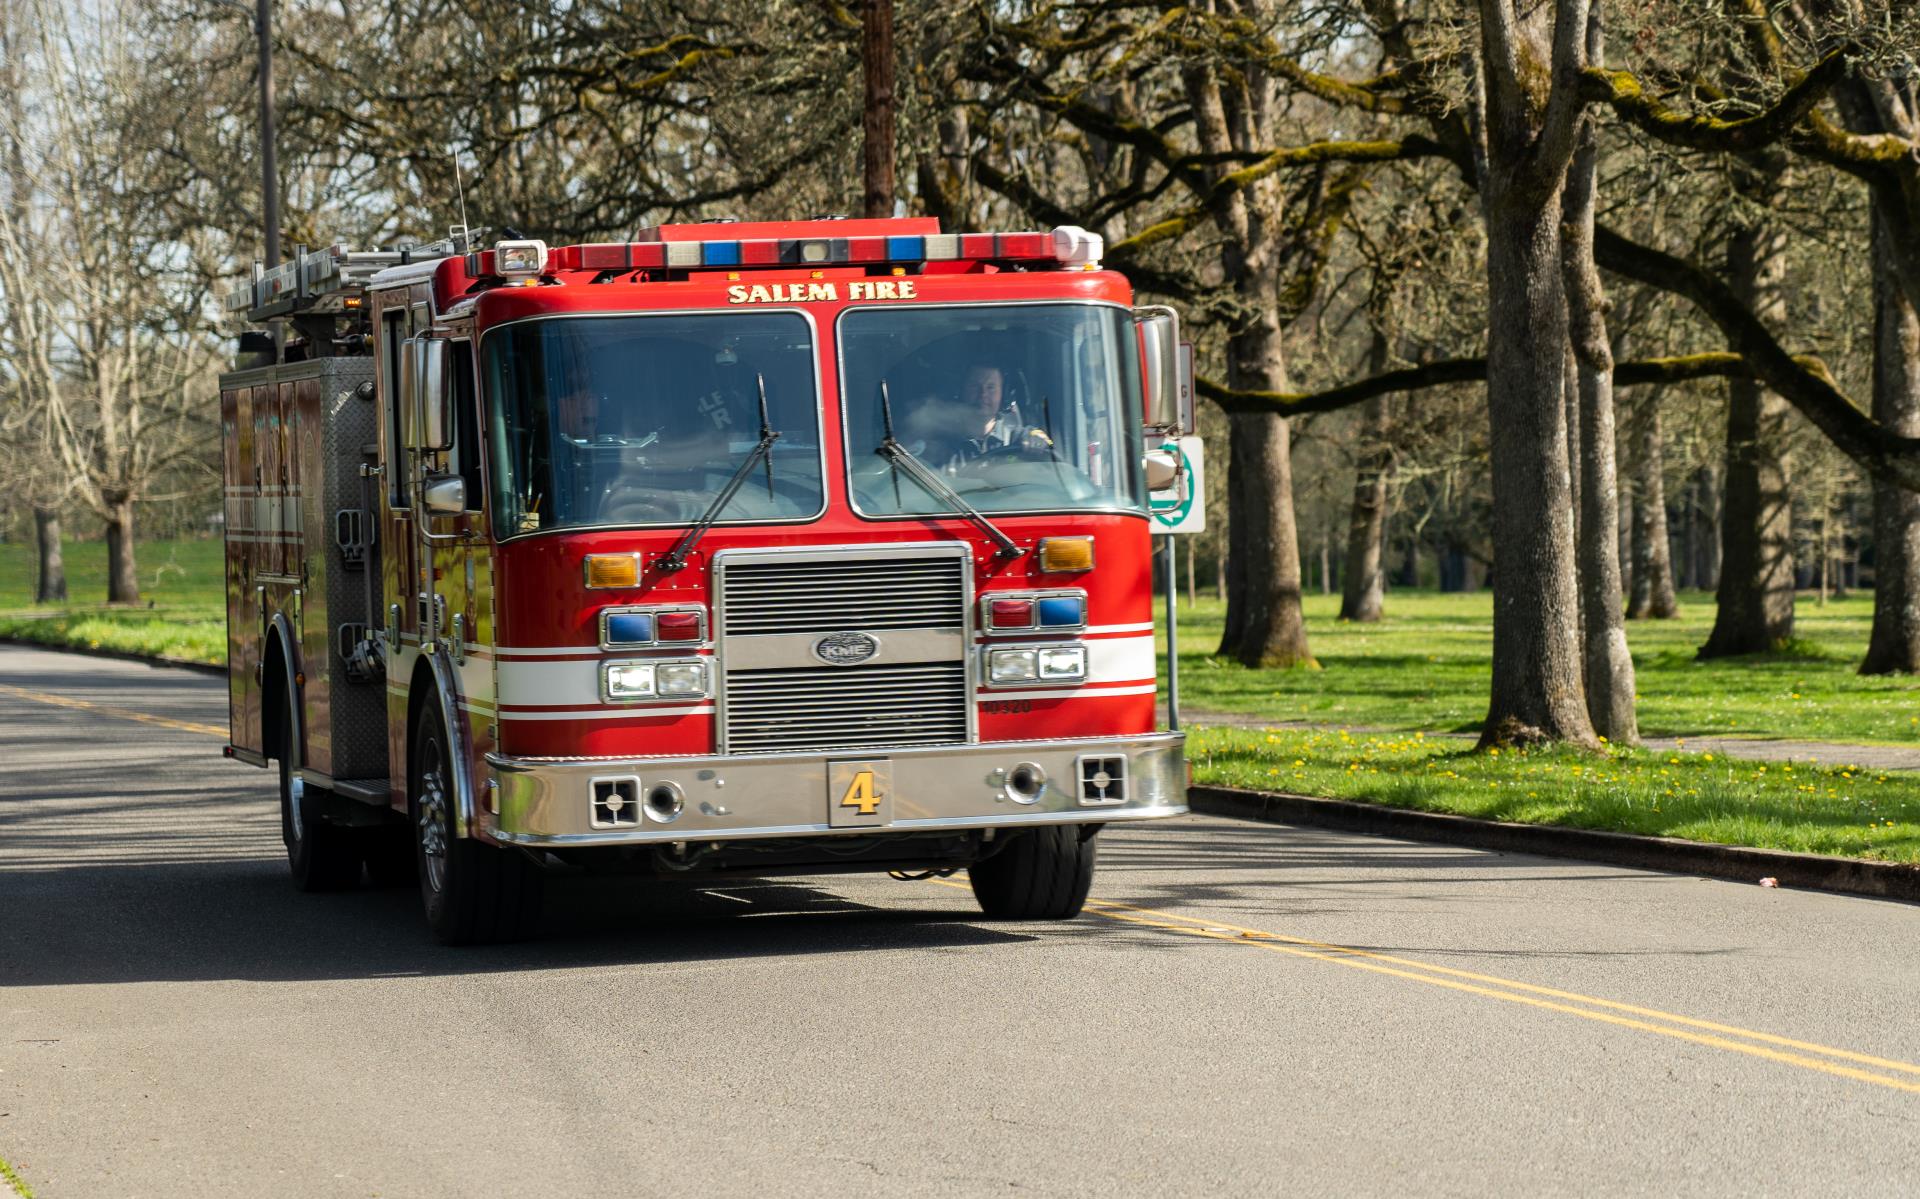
top-left (929, 879), bottom-right (1920, 1096)
top-left (0, 681), bottom-right (226, 738)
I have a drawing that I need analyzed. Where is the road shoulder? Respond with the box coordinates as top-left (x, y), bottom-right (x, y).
top-left (1190, 784), bottom-right (1920, 904)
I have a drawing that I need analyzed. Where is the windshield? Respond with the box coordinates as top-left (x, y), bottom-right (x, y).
top-left (483, 313), bottom-right (823, 538)
top-left (840, 303), bottom-right (1146, 517)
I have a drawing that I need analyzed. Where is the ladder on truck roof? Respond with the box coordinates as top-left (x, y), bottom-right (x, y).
top-left (224, 230), bottom-right (482, 325)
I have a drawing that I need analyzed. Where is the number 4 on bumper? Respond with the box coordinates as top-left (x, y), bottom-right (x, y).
top-left (828, 760), bottom-right (893, 828)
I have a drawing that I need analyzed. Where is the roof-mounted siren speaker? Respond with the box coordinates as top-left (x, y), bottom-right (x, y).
top-left (495, 239), bottom-right (549, 278)
top-left (1051, 225), bottom-right (1104, 269)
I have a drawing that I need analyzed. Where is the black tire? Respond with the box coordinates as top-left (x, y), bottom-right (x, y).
top-left (410, 702), bottom-right (543, 944)
top-left (279, 717), bottom-right (361, 892)
top-left (968, 825), bottom-right (1098, 920)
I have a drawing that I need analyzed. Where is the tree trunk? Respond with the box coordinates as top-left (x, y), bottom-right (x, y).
top-left (1470, 0), bottom-right (1598, 749)
top-left (1184, 52), bottom-right (1313, 670)
top-left (33, 505), bottom-right (66, 603)
top-left (1340, 395), bottom-right (1391, 622)
top-left (1627, 401), bottom-right (1680, 618)
top-left (1563, 102), bottom-right (1637, 744)
top-left (104, 492), bottom-right (138, 604)
top-left (860, 0), bottom-right (896, 218)
top-left (1700, 211), bottom-right (1795, 658)
top-left (1217, 422), bottom-right (1249, 654)
top-left (1862, 204), bottom-right (1920, 674)
top-left (1619, 442), bottom-right (1635, 605)
top-left (1479, 187), bottom-right (1595, 747)
top-left (1698, 462), bottom-right (1722, 591)
top-left (1228, 409), bottom-right (1314, 667)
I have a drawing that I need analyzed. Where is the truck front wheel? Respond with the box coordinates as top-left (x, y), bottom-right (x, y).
top-left (410, 703), bottom-right (542, 944)
top-left (968, 825), bottom-right (1098, 919)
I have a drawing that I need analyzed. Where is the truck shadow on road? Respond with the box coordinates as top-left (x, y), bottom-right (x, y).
top-left (0, 858), bottom-right (1039, 987)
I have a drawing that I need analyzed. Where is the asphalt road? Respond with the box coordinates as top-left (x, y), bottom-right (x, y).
top-left (3, 643), bottom-right (1918, 1197)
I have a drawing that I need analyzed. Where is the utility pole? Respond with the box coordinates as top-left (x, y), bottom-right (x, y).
top-left (860, 0), bottom-right (895, 218)
top-left (257, 0), bottom-right (277, 270)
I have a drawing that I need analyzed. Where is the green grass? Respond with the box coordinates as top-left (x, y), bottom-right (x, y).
top-left (1190, 725), bottom-right (1920, 863)
top-left (0, 1149), bottom-right (33, 1198)
top-left (1168, 589), bottom-right (1920, 745)
top-left (0, 537), bottom-right (225, 664)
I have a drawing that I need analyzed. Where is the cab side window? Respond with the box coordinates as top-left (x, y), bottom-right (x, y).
top-left (450, 341), bottom-right (482, 510)
top-left (382, 308), bottom-right (410, 508)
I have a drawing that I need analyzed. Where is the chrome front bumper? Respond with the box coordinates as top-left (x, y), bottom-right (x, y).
top-left (485, 732), bottom-right (1185, 847)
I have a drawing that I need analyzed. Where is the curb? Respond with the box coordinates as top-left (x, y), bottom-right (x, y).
top-left (0, 635), bottom-right (224, 678)
top-left (1189, 785), bottom-right (1920, 905)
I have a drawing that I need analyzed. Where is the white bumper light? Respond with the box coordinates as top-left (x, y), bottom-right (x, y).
top-left (604, 658), bottom-right (709, 704)
top-left (655, 662), bottom-right (708, 698)
top-left (989, 649), bottom-right (1039, 684)
top-left (604, 662), bottom-right (656, 700)
top-left (985, 644), bottom-right (1087, 688)
top-left (1038, 647), bottom-right (1087, 682)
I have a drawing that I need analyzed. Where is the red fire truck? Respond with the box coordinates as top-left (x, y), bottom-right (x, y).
top-left (220, 216), bottom-right (1192, 943)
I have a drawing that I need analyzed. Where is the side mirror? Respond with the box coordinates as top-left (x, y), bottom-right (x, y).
top-left (418, 338), bottom-right (452, 452)
top-left (422, 474), bottom-right (465, 515)
top-left (1134, 306), bottom-right (1196, 436)
top-left (1143, 448), bottom-right (1181, 492)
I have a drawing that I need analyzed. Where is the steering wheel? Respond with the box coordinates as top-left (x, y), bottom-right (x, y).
top-left (957, 440), bottom-right (1070, 469)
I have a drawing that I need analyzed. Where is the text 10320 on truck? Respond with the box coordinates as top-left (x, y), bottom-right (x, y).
top-left (219, 216), bottom-right (1195, 944)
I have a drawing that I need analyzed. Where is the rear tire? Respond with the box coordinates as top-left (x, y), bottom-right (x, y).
top-left (968, 825), bottom-right (1097, 919)
top-left (278, 718), bottom-right (361, 892)
top-left (411, 702), bottom-right (542, 944)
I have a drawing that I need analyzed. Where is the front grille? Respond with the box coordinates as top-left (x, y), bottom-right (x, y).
top-left (718, 556), bottom-right (966, 635)
top-left (723, 662), bottom-right (969, 753)
top-left (717, 550), bottom-right (971, 753)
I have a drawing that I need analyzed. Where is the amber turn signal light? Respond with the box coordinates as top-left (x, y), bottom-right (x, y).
top-left (583, 553), bottom-right (642, 589)
top-left (1036, 536), bottom-right (1094, 573)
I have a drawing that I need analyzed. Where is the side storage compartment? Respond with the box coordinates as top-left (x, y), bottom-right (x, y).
top-left (295, 357), bottom-right (387, 782)
top-left (220, 378), bottom-right (263, 756)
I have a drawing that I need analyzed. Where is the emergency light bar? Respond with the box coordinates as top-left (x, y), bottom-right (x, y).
top-left (468, 225), bottom-right (1105, 277)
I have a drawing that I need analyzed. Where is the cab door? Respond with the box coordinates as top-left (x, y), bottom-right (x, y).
top-left (375, 292), bottom-right (426, 803)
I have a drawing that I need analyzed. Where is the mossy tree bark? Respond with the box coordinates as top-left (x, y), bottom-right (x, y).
top-left (1473, 0), bottom-right (1598, 748)
top-left (1339, 394), bottom-right (1392, 623)
top-left (1862, 206), bottom-right (1920, 674)
top-left (1700, 194), bottom-right (1795, 658)
top-left (1627, 400), bottom-right (1679, 619)
top-left (1562, 58), bottom-right (1638, 744)
top-left (1183, 27), bottom-right (1314, 670)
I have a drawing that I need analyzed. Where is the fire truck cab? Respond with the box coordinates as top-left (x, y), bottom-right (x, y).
top-left (221, 217), bottom-right (1191, 943)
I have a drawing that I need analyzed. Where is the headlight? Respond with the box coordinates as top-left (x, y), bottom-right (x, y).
top-left (604, 660), bottom-right (708, 703)
top-left (604, 662), bottom-right (656, 700)
top-left (988, 649), bottom-right (1039, 684)
top-left (655, 662), bottom-right (708, 697)
top-left (1038, 646), bottom-right (1086, 681)
top-left (985, 645), bottom-right (1087, 687)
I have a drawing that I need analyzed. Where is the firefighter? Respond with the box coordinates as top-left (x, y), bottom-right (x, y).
top-left (911, 362), bottom-right (1050, 470)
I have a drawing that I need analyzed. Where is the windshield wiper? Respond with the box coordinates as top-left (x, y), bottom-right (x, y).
top-left (875, 379), bottom-right (1022, 560)
top-left (655, 373), bottom-right (780, 575)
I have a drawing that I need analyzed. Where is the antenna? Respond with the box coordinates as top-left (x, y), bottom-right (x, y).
top-left (451, 151), bottom-right (472, 249)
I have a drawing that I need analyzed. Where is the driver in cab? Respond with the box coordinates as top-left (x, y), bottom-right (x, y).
top-left (909, 363), bottom-right (1052, 471)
